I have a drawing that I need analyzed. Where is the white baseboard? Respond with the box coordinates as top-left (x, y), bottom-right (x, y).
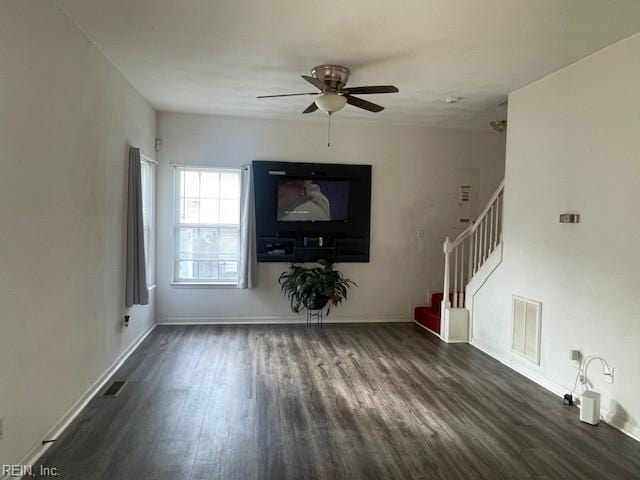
top-left (470, 337), bottom-right (640, 443)
top-left (413, 320), bottom-right (443, 339)
top-left (470, 337), bottom-right (566, 396)
top-left (602, 411), bottom-right (640, 443)
top-left (12, 324), bottom-right (156, 473)
top-left (158, 315), bottom-right (411, 325)
top-left (414, 320), bottom-right (468, 344)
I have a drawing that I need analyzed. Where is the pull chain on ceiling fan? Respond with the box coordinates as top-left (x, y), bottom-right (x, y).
top-left (257, 65), bottom-right (399, 146)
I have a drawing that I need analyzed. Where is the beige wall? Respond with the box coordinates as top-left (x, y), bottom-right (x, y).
top-left (0, 1), bottom-right (157, 466)
top-left (156, 113), bottom-right (505, 323)
top-left (472, 33), bottom-right (640, 438)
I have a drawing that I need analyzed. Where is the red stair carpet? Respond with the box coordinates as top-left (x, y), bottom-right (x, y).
top-left (414, 292), bottom-right (461, 335)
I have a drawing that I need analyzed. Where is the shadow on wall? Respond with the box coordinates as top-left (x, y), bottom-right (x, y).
top-left (607, 400), bottom-right (630, 428)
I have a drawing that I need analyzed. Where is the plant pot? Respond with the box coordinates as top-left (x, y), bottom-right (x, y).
top-left (309, 296), bottom-right (330, 311)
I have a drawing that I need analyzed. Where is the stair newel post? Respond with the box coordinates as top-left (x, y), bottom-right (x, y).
top-left (442, 237), bottom-right (452, 318)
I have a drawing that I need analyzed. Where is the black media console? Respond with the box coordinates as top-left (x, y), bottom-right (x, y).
top-left (253, 160), bottom-right (372, 263)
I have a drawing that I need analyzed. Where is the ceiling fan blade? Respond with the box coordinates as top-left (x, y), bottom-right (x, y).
top-left (342, 85), bottom-right (398, 95)
top-left (301, 75), bottom-right (327, 91)
top-left (256, 92), bottom-right (317, 98)
top-left (346, 95), bottom-right (384, 112)
top-left (302, 102), bottom-right (318, 114)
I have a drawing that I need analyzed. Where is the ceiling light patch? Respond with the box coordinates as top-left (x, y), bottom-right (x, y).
top-left (315, 93), bottom-right (347, 113)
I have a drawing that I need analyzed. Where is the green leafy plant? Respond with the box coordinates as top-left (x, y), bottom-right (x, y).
top-left (278, 261), bottom-right (357, 315)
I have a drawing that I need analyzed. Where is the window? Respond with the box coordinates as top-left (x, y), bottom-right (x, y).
top-left (173, 167), bottom-right (241, 283)
top-left (141, 159), bottom-right (156, 288)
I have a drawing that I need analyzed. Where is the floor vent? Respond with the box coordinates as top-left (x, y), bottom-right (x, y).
top-left (512, 295), bottom-right (541, 365)
top-left (102, 381), bottom-right (127, 397)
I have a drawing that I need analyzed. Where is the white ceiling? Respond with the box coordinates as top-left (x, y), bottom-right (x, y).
top-left (56, 0), bottom-right (640, 130)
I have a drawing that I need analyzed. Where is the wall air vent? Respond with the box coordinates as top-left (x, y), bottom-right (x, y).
top-left (511, 295), bottom-right (541, 364)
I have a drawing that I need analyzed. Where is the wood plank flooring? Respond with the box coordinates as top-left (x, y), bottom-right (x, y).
top-left (36, 324), bottom-right (640, 479)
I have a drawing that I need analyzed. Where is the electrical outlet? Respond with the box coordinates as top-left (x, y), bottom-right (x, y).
top-left (604, 367), bottom-right (614, 384)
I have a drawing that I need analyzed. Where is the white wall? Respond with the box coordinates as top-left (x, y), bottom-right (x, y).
top-left (0, 1), bottom-right (156, 466)
top-left (156, 113), bottom-right (505, 323)
top-left (472, 33), bottom-right (640, 438)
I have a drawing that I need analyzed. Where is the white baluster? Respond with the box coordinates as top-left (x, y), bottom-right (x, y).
top-left (493, 202), bottom-right (497, 250)
top-left (460, 240), bottom-right (465, 307)
top-left (473, 223), bottom-right (480, 273)
top-left (480, 217), bottom-right (485, 266)
top-left (500, 192), bottom-right (504, 242)
top-left (484, 214), bottom-right (489, 261)
top-left (494, 194), bottom-right (501, 248)
top-left (468, 234), bottom-right (473, 280)
top-left (453, 247), bottom-right (458, 308)
top-left (473, 228), bottom-right (478, 273)
top-left (488, 204), bottom-right (494, 255)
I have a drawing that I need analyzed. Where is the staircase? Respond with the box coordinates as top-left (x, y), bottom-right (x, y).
top-left (415, 293), bottom-right (457, 334)
top-left (415, 180), bottom-right (504, 342)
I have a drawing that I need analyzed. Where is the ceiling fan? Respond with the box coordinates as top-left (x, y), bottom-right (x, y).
top-left (257, 65), bottom-right (399, 115)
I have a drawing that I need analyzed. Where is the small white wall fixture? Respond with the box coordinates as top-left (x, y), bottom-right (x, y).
top-left (511, 295), bottom-right (542, 365)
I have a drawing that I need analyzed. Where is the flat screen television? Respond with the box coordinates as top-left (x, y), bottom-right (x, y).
top-left (277, 178), bottom-right (350, 222)
top-left (253, 161), bottom-right (371, 262)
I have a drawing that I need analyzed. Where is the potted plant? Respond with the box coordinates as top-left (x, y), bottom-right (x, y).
top-left (278, 261), bottom-right (356, 315)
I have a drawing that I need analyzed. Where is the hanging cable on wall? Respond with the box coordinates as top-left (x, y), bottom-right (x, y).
top-left (569, 355), bottom-right (612, 397)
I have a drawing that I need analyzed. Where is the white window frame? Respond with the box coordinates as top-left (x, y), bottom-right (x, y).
top-left (141, 155), bottom-right (156, 289)
top-left (171, 165), bottom-right (242, 286)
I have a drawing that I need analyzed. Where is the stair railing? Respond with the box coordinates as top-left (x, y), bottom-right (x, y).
top-left (442, 180), bottom-right (504, 312)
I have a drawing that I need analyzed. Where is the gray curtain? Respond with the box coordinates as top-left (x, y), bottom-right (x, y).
top-left (125, 147), bottom-right (149, 307)
top-left (238, 166), bottom-right (258, 289)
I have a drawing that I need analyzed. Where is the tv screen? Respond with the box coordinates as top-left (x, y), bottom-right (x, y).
top-left (277, 178), bottom-right (350, 222)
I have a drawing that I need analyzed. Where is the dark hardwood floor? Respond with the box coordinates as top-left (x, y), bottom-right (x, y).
top-left (37, 324), bottom-right (640, 479)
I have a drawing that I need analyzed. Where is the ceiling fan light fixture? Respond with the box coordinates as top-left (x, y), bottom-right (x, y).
top-left (315, 93), bottom-right (347, 113)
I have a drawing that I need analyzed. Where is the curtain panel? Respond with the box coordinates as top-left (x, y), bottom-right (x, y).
top-left (238, 165), bottom-right (258, 289)
top-left (125, 147), bottom-right (149, 307)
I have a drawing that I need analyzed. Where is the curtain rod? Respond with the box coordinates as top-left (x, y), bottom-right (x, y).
top-left (140, 153), bottom-right (158, 165)
top-left (169, 162), bottom-right (248, 171)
